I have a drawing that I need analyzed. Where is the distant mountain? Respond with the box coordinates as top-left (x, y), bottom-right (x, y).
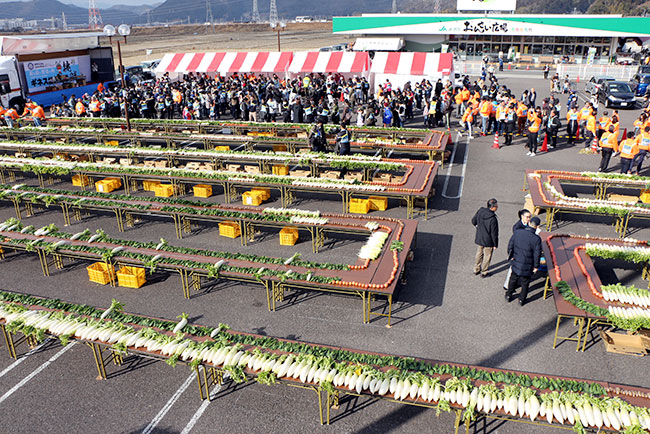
top-left (107, 3), bottom-right (161, 15)
top-left (0, 0), bottom-right (143, 24)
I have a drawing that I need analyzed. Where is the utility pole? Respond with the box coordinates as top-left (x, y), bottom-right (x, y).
top-left (88, 0), bottom-right (103, 29)
top-left (391, 0), bottom-right (397, 13)
top-left (269, 0), bottom-right (278, 25)
top-left (251, 0), bottom-right (260, 23)
top-left (433, 0), bottom-right (441, 13)
top-left (61, 12), bottom-right (67, 30)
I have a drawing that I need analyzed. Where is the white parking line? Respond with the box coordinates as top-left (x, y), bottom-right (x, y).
top-left (179, 374), bottom-right (227, 434)
top-left (0, 338), bottom-right (52, 379)
top-left (0, 341), bottom-right (75, 405)
top-left (442, 133), bottom-right (469, 199)
top-left (141, 373), bottom-right (195, 434)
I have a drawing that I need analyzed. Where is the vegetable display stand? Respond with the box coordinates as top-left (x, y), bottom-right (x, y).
top-left (154, 184), bottom-right (175, 198)
top-left (87, 262), bottom-right (116, 285)
top-left (279, 227), bottom-right (299, 246)
top-left (143, 180), bottom-right (161, 192)
top-left (193, 184), bottom-right (213, 198)
top-left (368, 196), bottom-right (388, 211)
top-left (349, 198), bottom-right (371, 214)
top-left (72, 174), bottom-right (90, 187)
top-left (243, 191), bottom-right (264, 206)
top-left (219, 221), bottom-right (241, 238)
top-left (272, 165), bottom-right (289, 176)
top-left (116, 266), bottom-right (146, 289)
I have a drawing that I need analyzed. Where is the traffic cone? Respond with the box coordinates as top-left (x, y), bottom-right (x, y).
top-left (576, 76), bottom-right (580, 83)
top-left (492, 132), bottom-right (500, 149)
top-left (591, 136), bottom-right (598, 152)
top-left (541, 134), bottom-right (548, 152)
top-left (526, 65), bottom-right (530, 70)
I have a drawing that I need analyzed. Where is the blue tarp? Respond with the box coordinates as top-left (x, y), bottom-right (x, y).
top-left (27, 82), bottom-right (114, 108)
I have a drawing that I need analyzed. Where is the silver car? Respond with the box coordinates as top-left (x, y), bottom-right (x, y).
top-left (585, 76), bottom-right (615, 94)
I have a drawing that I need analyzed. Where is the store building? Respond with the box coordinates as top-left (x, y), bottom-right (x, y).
top-left (333, 14), bottom-right (650, 63)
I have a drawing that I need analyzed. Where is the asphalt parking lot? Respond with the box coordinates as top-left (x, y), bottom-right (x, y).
top-left (0, 70), bottom-right (648, 434)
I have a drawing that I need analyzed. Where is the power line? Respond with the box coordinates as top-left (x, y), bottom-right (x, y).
top-left (251, 0), bottom-right (260, 23)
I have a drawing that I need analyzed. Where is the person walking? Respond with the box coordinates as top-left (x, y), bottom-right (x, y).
top-left (505, 216), bottom-right (542, 306)
top-left (620, 131), bottom-right (639, 174)
top-left (471, 199), bottom-right (499, 278)
top-left (598, 125), bottom-right (619, 172)
top-left (308, 121), bottom-right (327, 153)
top-left (633, 126), bottom-right (650, 175)
top-left (566, 104), bottom-right (579, 145)
top-left (335, 123), bottom-right (351, 155)
top-left (546, 109), bottom-right (561, 149)
top-left (527, 107), bottom-right (542, 156)
top-left (503, 209), bottom-right (532, 291)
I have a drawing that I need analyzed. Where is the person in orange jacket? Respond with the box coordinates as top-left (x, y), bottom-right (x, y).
top-left (479, 97), bottom-right (492, 135)
top-left (597, 111), bottom-right (611, 140)
top-left (30, 103), bottom-right (45, 127)
top-left (4, 106), bottom-right (19, 128)
top-left (516, 101), bottom-right (528, 135)
top-left (527, 107), bottom-right (542, 156)
top-left (97, 82), bottom-right (105, 93)
top-left (20, 100), bottom-right (36, 117)
top-left (599, 125), bottom-right (619, 172)
top-left (620, 131), bottom-right (639, 174)
top-left (88, 97), bottom-right (101, 118)
top-left (584, 111), bottom-right (597, 148)
top-left (578, 102), bottom-right (593, 142)
top-left (75, 99), bottom-right (86, 117)
top-left (462, 105), bottom-right (474, 138)
top-left (633, 125), bottom-right (650, 174)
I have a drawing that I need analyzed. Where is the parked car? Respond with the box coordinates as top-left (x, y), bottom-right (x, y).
top-left (597, 81), bottom-right (636, 108)
top-left (630, 73), bottom-right (650, 96)
top-left (585, 76), bottom-right (615, 94)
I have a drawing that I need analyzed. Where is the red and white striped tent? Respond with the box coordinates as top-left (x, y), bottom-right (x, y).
top-left (155, 52), bottom-right (294, 78)
top-left (370, 52), bottom-right (454, 92)
top-left (287, 51), bottom-right (370, 76)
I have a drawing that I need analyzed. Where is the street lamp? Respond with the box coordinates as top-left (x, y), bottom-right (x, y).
top-left (270, 22), bottom-right (286, 52)
top-left (103, 24), bottom-right (131, 131)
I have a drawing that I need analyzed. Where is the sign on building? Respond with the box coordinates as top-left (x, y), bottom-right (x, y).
top-left (457, 0), bottom-right (517, 11)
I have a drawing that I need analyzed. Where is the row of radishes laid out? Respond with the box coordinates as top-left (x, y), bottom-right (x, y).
top-left (2, 305), bottom-right (650, 432)
top-left (358, 231), bottom-right (390, 261)
top-left (602, 289), bottom-right (650, 308)
top-left (608, 306), bottom-right (650, 320)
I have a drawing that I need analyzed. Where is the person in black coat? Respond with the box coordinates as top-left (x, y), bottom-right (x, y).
top-left (505, 217), bottom-right (542, 306)
top-left (546, 109), bottom-right (561, 148)
top-left (504, 209), bottom-right (532, 290)
top-left (471, 198), bottom-right (499, 277)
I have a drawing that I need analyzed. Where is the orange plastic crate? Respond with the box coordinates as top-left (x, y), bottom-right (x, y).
top-left (349, 198), bottom-right (371, 214)
top-left (279, 227), bottom-right (299, 246)
top-left (87, 262), bottom-right (116, 285)
top-left (116, 266), bottom-right (146, 288)
top-left (243, 191), bottom-right (264, 206)
top-left (219, 221), bottom-right (241, 238)
top-left (193, 184), bottom-right (213, 198)
top-left (369, 196), bottom-right (388, 211)
top-left (154, 184), bottom-right (175, 197)
top-left (272, 165), bottom-right (289, 176)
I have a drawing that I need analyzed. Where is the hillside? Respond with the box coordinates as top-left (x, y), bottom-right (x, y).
top-left (0, 0), bottom-right (143, 24)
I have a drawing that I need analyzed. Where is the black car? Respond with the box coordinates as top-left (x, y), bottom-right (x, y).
top-left (597, 81), bottom-right (636, 109)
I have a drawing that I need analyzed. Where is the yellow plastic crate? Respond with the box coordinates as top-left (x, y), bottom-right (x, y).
top-left (87, 262), bottom-right (116, 285)
top-left (72, 174), bottom-right (90, 187)
top-left (95, 179), bottom-right (118, 193)
top-left (349, 198), bottom-right (371, 214)
top-left (106, 178), bottom-right (122, 189)
top-left (143, 180), bottom-right (161, 191)
top-left (214, 146), bottom-right (230, 151)
top-left (279, 227), bottom-right (299, 246)
top-left (154, 184), bottom-right (175, 197)
top-left (369, 196), bottom-right (388, 211)
top-left (116, 266), bottom-right (146, 288)
top-left (641, 190), bottom-right (650, 204)
top-left (272, 144), bottom-right (288, 152)
top-left (243, 191), bottom-right (264, 206)
top-left (219, 221), bottom-right (241, 238)
top-left (272, 165), bottom-right (289, 176)
top-left (251, 187), bottom-right (270, 201)
top-left (104, 140), bottom-right (119, 146)
top-left (193, 184), bottom-right (213, 198)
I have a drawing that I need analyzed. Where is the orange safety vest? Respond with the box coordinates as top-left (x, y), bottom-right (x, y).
top-left (566, 110), bottom-right (579, 122)
top-left (5, 108), bottom-right (18, 120)
top-left (462, 107), bottom-right (473, 123)
top-left (598, 116), bottom-right (611, 131)
top-left (620, 139), bottom-right (639, 159)
top-left (600, 132), bottom-right (618, 150)
top-left (586, 116), bottom-right (597, 134)
top-left (636, 132), bottom-right (650, 151)
top-left (31, 106), bottom-right (45, 119)
top-left (579, 107), bottom-right (592, 121)
top-left (461, 89), bottom-right (470, 101)
top-left (97, 82), bottom-right (105, 93)
top-left (75, 102), bottom-right (86, 115)
top-left (528, 114), bottom-right (541, 133)
top-left (516, 104), bottom-right (527, 118)
top-left (89, 101), bottom-right (101, 112)
top-left (479, 101), bottom-right (491, 117)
